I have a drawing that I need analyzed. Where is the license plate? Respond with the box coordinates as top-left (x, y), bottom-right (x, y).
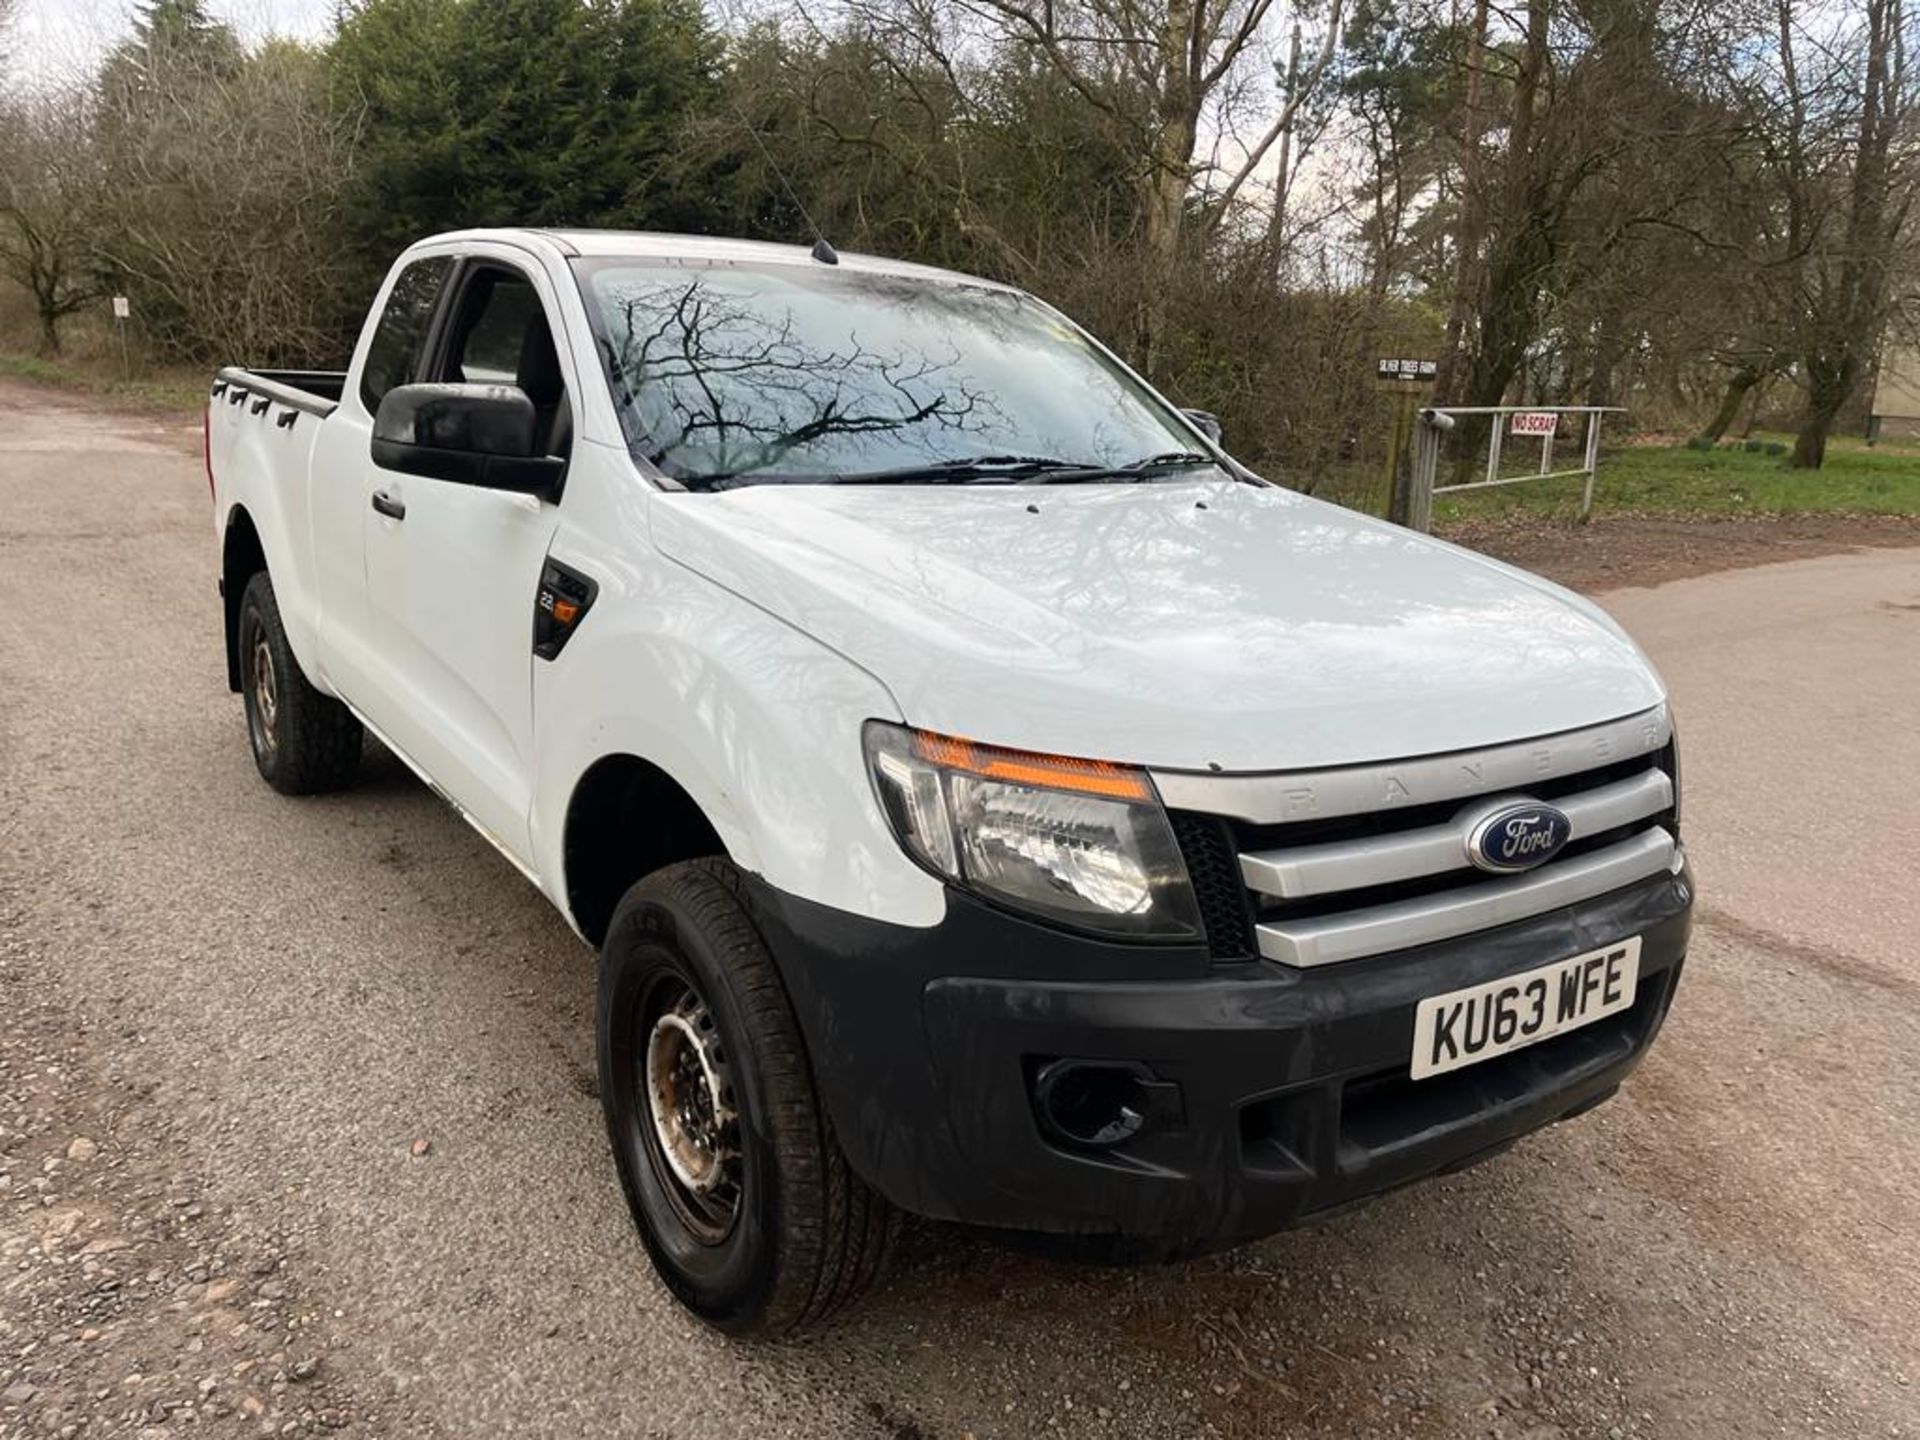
top-left (1410, 937), bottom-right (1641, 1081)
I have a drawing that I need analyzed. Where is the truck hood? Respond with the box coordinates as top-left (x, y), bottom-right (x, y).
top-left (651, 478), bottom-right (1664, 772)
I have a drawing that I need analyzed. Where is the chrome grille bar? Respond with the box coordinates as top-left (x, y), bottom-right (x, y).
top-left (1240, 767), bottom-right (1673, 901)
top-left (1255, 828), bottom-right (1676, 968)
top-left (1151, 705), bottom-right (1670, 825)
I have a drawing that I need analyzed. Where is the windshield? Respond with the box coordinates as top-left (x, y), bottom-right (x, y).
top-left (575, 258), bottom-right (1207, 489)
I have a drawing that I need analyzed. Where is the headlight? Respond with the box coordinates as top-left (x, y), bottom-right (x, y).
top-left (863, 721), bottom-right (1202, 941)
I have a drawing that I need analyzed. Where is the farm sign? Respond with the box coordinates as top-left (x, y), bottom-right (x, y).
top-left (1376, 357), bottom-right (1437, 384)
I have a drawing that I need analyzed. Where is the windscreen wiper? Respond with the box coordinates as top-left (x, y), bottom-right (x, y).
top-left (1018, 451), bottom-right (1222, 484)
top-left (831, 455), bottom-right (1091, 484)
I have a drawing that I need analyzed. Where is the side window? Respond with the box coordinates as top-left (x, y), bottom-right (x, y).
top-left (435, 266), bottom-right (571, 459)
top-left (448, 276), bottom-right (540, 383)
top-left (358, 256), bottom-right (453, 416)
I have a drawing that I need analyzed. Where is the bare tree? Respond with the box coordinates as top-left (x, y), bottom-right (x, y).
top-left (91, 36), bottom-right (363, 363)
top-left (1201, 2), bottom-right (1345, 251)
top-left (906, 0), bottom-right (1324, 365)
top-left (1432, 0), bottom-right (1489, 406)
top-left (1777, 0), bottom-right (1916, 467)
top-left (0, 90), bottom-right (105, 354)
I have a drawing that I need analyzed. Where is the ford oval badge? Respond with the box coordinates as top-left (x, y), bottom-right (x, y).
top-left (1465, 801), bottom-right (1572, 874)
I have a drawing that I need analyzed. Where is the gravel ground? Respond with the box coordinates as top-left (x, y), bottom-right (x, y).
top-left (1, 378), bottom-right (1916, 1439)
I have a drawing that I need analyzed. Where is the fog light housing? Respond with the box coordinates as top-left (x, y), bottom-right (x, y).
top-left (1032, 1059), bottom-right (1180, 1150)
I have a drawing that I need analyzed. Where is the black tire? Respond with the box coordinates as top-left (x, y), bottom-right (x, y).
top-left (597, 858), bottom-right (896, 1335)
top-left (236, 572), bottom-right (362, 796)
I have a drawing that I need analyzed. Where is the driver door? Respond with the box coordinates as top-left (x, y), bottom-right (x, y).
top-left (357, 253), bottom-right (573, 864)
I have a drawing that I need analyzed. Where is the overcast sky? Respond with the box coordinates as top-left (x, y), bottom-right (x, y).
top-left (8, 0), bottom-right (336, 85)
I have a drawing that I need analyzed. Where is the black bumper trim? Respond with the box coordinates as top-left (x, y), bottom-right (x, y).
top-left (745, 866), bottom-right (1691, 1250)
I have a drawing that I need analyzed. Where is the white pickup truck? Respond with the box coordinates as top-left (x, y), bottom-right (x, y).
top-left (208, 228), bottom-right (1692, 1335)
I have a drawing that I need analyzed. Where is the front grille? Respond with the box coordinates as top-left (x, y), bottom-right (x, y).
top-left (1168, 813), bottom-right (1256, 959)
top-left (1227, 748), bottom-right (1662, 855)
top-left (1164, 709), bottom-right (1679, 968)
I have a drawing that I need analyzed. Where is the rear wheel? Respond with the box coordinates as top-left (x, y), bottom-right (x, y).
top-left (597, 859), bottom-right (896, 1335)
top-left (236, 572), bottom-right (362, 795)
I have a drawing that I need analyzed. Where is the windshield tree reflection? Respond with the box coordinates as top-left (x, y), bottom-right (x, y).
top-left (579, 260), bottom-right (1197, 489)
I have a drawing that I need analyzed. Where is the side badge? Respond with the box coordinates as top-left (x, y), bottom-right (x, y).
top-left (534, 559), bottom-right (598, 661)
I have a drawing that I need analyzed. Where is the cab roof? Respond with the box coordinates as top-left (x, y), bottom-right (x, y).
top-left (418, 227), bottom-right (1021, 293)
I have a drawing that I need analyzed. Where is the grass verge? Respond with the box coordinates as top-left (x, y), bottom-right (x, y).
top-left (1432, 431), bottom-right (1920, 522)
top-left (0, 352), bottom-right (207, 415)
top-left (1285, 430), bottom-right (1920, 521)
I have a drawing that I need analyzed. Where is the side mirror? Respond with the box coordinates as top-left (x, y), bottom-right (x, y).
top-left (371, 383), bottom-right (563, 497)
top-left (1182, 408), bottom-right (1224, 447)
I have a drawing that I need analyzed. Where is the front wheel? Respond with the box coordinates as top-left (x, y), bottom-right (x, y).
top-left (596, 859), bottom-right (896, 1335)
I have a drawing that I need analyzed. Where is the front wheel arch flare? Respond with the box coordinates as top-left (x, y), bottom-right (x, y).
top-left (563, 754), bottom-right (729, 946)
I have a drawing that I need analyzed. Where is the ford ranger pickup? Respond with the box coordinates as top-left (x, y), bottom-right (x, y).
top-left (206, 228), bottom-right (1693, 1335)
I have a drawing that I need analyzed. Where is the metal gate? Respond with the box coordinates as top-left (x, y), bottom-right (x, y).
top-left (1408, 406), bottom-right (1622, 533)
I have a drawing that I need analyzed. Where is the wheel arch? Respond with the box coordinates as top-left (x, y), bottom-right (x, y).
top-left (562, 752), bottom-right (734, 946)
top-left (221, 504), bottom-right (268, 692)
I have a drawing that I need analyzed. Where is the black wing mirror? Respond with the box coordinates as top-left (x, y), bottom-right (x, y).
top-left (372, 383), bottom-right (564, 498)
top-left (1182, 408), bottom-right (1224, 446)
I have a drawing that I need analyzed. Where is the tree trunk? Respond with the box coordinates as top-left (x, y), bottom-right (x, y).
top-left (1444, 0), bottom-right (1553, 485)
top-left (1791, 409), bottom-right (1833, 468)
top-left (1585, 317), bottom-right (1624, 410)
top-left (35, 299), bottom-right (63, 357)
top-left (1792, 365), bottom-right (1853, 468)
top-left (1433, 0), bottom-right (1491, 405)
top-left (1700, 368), bottom-right (1760, 443)
top-left (1790, 0), bottom-right (1902, 469)
top-left (1138, 97), bottom-right (1197, 375)
top-left (1128, 0), bottom-right (1201, 372)
top-left (1739, 378), bottom-right (1770, 438)
top-left (1265, 23), bottom-right (1303, 268)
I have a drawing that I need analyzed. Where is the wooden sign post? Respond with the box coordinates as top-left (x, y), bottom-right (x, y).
top-left (111, 296), bottom-right (131, 379)
top-left (1378, 358), bottom-right (1437, 525)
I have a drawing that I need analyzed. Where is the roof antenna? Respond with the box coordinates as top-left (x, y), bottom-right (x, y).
top-left (737, 116), bottom-right (836, 263)
top-left (710, 28), bottom-right (837, 263)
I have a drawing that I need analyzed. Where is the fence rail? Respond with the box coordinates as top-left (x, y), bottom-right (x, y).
top-left (1408, 406), bottom-right (1624, 533)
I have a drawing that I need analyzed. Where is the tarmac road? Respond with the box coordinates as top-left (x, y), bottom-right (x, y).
top-left (1, 379), bottom-right (1916, 1439)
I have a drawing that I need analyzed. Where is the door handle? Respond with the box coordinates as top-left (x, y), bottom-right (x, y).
top-left (371, 488), bottom-right (406, 521)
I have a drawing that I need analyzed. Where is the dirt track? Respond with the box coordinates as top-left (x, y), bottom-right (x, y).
top-left (1444, 509), bottom-right (1920, 594)
top-left (2, 378), bottom-right (1917, 1439)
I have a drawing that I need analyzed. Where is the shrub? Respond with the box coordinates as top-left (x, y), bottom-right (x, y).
top-left (1685, 435), bottom-right (1716, 451)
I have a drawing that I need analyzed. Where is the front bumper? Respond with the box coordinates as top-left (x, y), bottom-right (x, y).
top-left (746, 865), bottom-right (1691, 1250)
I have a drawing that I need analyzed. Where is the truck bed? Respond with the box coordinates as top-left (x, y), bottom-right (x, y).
top-left (212, 367), bottom-right (346, 418)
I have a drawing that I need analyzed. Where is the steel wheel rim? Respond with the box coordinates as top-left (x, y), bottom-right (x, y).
top-left (248, 631), bottom-right (278, 755)
top-left (640, 977), bottom-right (741, 1243)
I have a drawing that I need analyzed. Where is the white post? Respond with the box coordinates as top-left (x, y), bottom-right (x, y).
top-left (112, 296), bottom-right (131, 379)
top-left (1579, 409), bottom-right (1602, 520)
top-left (1410, 409), bottom-right (1454, 534)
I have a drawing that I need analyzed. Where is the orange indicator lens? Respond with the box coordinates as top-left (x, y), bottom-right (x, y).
top-left (911, 730), bottom-right (1151, 801)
